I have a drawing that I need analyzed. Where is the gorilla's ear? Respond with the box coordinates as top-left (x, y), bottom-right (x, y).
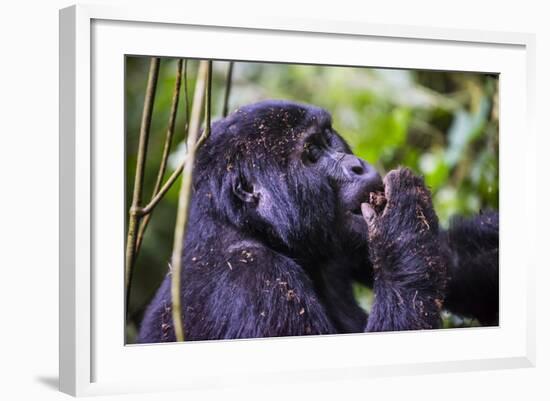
top-left (232, 175), bottom-right (260, 205)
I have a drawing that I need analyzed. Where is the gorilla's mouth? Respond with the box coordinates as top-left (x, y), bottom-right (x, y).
top-left (342, 180), bottom-right (385, 231)
top-left (345, 186), bottom-right (384, 217)
top-left (350, 206), bottom-right (363, 216)
top-left (344, 194), bottom-right (375, 232)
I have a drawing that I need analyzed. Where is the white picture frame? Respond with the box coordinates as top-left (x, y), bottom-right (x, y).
top-left (59, 3), bottom-right (536, 397)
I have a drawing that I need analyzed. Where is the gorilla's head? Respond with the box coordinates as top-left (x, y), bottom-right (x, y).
top-left (193, 100), bottom-right (382, 257)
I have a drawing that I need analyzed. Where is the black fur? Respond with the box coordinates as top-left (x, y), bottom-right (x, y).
top-left (137, 100), bottom-right (499, 343)
top-left (443, 211), bottom-right (499, 325)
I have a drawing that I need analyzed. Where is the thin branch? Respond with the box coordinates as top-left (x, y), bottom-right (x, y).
top-left (125, 57), bottom-right (160, 307)
top-left (171, 60), bottom-right (212, 342)
top-left (140, 157), bottom-right (187, 215)
top-left (135, 59), bottom-right (184, 253)
top-left (222, 61), bottom-right (234, 117)
top-left (205, 63), bottom-right (213, 136)
top-left (135, 59), bottom-right (194, 217)
top-left (183, 59), bottom-right (190, 133)
top-left (137, 120), bottom-right (211, 217)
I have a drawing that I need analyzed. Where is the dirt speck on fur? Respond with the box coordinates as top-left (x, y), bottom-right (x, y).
top-left (369, 190), bottom-right (387, 214)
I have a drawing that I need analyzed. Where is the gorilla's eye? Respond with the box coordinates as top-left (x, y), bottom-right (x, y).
top-left (304, 142), bottom-right (323, 163)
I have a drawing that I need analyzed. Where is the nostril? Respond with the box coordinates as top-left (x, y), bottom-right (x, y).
top-left (351, 165), bottom-right (364, 175)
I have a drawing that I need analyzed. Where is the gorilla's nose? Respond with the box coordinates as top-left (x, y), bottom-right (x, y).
top-left (342, 155), bottom-right (382, 189)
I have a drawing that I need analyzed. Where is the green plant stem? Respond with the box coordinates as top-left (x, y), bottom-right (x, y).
top-left (170, 60), bottom-right (212, 342)
top-left (135, 59), bottom-right (183, 253)
top-left (125, 57), bottom-right (160, 310)
top-left (183, 59), bottom-right (190, 133)
top-left (222, 61), bottom-right (234, 117)
top-left (135, 129), bottom-right (210, 217)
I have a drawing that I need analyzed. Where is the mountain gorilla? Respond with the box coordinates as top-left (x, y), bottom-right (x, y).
top-left (138, 100), bottom-right (498, 342)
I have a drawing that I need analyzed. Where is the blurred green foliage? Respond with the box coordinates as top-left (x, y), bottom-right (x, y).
top-left (125, 57), bottom-right (498, 341)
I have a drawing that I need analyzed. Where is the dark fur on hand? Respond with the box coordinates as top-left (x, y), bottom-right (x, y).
top-left (361, 168), bottom-right (448, 331)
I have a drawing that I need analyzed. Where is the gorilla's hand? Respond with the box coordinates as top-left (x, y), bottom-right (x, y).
top-left (361, 168), bottom-right (448, 331)
top-left (361, 167), bottom-right (439, 251)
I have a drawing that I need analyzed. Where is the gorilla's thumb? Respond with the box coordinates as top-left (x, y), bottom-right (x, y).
top-left (361, 202), bottom-right (376, 225)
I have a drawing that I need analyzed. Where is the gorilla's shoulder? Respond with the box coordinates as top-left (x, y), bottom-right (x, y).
top-left (448, 211), bottom-right (498, 239)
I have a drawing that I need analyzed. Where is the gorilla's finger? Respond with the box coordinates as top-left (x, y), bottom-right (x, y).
top-left (382, 168), bottom-right (405, 205)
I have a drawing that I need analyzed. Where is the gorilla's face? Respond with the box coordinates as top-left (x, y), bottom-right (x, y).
top-left (298, 119), bottom-right (383, 237)
top-left (196, 100), bottom-right (382, 255)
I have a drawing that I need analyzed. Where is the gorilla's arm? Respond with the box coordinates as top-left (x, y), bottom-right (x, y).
top-left (361, 168), bottom-right (448, 331)
top-left (443, 212), bottom-right (499, 325)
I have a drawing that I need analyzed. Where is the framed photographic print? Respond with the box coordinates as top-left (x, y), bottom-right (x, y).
top-left (59, 4), bottom-right (536, 396)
